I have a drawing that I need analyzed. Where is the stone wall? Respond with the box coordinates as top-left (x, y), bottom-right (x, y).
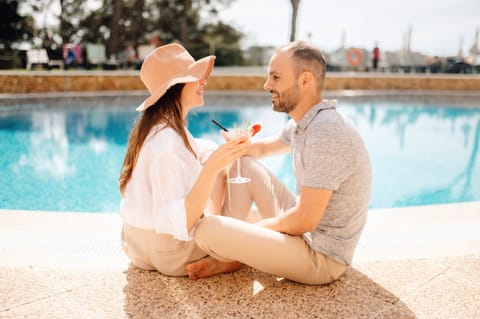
top-left (0, 72), bottom-right (145, 93)
top-left (1, 71), bottom-right (479, 93)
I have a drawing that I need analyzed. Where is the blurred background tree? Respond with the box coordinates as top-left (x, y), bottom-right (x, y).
top-left (199, 21), bottom-right (243, 65)
top-left (0, 0), bottom-right (34, 68)
top-left (0, 0), bottom-right (34, 51)
top-left (7, 0), bottom-right (244, 65)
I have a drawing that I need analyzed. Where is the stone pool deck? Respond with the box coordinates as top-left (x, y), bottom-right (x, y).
top-left (1, 201), bottom-right (479, 318)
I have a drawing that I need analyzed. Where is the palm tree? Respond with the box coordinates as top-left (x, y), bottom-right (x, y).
top-left (289, 0), bottom-right (300, 41)
top-left (108, 0), bottom-right (124, 56)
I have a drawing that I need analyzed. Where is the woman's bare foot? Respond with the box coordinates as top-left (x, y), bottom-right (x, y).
top-left (186, 256), bottom-right (242, 280)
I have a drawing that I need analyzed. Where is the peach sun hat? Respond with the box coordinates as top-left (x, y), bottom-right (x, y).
top-left (136, 43), bottom-right (215, 112)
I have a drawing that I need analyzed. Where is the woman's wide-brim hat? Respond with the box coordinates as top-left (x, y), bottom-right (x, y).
top-left (137, 43), bottom-right (215, 112)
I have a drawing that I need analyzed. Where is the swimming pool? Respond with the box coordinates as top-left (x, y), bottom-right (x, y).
top-left (0, 91), bottom-right (479, 212)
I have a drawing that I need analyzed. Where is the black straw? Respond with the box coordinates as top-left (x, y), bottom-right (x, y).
top-left (211, 119), bottom-right (229, 132)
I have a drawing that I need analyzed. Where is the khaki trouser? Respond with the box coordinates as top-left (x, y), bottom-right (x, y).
top-left (121, 224), bottom-right (205, 276)
top-left (194, 215), bottom-right (347, 285)
top-left (195, 157), bottom-right (347, 285)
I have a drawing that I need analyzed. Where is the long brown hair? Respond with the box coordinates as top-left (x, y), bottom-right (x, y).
top-left (119, 83), bottom-right (196, 197)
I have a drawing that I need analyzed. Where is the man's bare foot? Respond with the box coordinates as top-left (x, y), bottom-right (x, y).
top-left (186, 256), bottom-right (242, 280)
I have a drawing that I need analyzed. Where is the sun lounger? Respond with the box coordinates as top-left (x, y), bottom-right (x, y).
top-left (85, 43), bottom-right (118, 70)
top-left (85, 43), bottom-right (107, 69)
top-left (26, 49), bottom-right (50, 70)
top-left (137, 45), bottom-right (155, 61)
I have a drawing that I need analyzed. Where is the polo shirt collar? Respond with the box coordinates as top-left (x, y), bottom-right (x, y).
top-left (297, 99), bottom-right (337, 130)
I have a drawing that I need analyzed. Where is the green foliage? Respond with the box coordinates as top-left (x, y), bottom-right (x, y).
top-left (11, 0), bottom-right (245, 65)
top-left (0, 0), bottom-right (33, 50)
top-left (193, 21), bottom-right (244, 66)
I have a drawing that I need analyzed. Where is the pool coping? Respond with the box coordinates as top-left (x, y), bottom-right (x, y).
top-left (1, 201), bottom-right (479, 268)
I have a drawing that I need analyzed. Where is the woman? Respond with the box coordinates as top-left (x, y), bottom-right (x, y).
top-left (119, 43), bottom-right (248, 276)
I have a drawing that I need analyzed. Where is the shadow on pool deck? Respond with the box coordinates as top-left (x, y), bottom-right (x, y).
top-left (1, 264), bottom-right (416, 319)
top-left (122, 265), bottom-right (415, 318)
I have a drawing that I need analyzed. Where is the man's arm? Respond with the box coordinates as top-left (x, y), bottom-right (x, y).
top-left (256, 187), bottom-right (332, 235)
top-left (247, 136), bottom-right (290, 158)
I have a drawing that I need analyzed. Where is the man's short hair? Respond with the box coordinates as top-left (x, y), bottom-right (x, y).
top-left (280, 41), bottom-right (327, 92)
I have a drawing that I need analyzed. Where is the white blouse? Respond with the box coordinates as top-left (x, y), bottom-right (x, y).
top-left (119, 124), bottom-right (217, 241)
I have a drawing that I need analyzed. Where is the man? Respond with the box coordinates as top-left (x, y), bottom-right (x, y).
top-left (372, 44), bottom-right (380, 71)
top-left (187, 41), bottom-right (372, 285)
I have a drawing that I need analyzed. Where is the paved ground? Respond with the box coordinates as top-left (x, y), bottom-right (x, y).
top-left (1, 201), bottom-right (479, 318)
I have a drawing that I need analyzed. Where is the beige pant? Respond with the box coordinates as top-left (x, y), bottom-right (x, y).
top-left (121, 224), bottom-right (205, 276)
top-left (194, 157), bottom-right (347, 285)
top-left (120, 157), bottom-right (289, 276)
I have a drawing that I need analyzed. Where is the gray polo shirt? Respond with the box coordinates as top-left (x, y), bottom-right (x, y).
top-left (280, 100), bottom-right (372, 265)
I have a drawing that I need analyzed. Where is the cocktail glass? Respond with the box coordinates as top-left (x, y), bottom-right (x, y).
top-left (224, 125), bottom-right (251, 184)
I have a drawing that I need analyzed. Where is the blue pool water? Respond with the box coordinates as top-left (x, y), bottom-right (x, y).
top-left (0, 92), bottom-right (479, 212)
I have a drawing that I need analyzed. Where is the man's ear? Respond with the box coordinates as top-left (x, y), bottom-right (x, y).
top-left (299, 71), bottom-right (313, 88)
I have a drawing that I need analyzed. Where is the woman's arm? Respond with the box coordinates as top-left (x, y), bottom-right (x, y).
top-left (185, 136), bottom-right (249, 231)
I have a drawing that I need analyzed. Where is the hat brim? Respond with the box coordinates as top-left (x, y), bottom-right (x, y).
top-left (136, 55), bottom-right (215, 112)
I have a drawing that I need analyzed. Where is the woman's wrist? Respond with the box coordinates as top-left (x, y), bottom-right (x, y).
top-left (199, 150), bottom-right (214, 165)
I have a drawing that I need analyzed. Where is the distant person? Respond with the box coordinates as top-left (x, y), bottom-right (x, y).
top-left (66, 49), bottom-right (75, 65)
top-left (118, 43), bottom-right (250, 276)
top-left (429, 56), bottom-right (443, 73)
top-left (187, 41), bottom-right (372, 285)
top-left (63, 45), bottom-right (76, 69)
top-left (120, 44), bottom-right (137, 68)
top-left (372, 44), bottom-right (380, 71)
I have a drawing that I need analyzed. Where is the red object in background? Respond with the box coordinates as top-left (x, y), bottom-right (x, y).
top-left (62, 44), bottom-right (83, 64)
top-left (373, 47), bottom-right (380, 60)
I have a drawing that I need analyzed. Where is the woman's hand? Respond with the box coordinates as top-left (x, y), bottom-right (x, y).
top-left (185, 134), bottom-right (250, 232)
top-left (204, 135), bottom-right (249, 172)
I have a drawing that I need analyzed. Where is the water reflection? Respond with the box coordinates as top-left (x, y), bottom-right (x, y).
top-left (396, 119), bottom-right (479, 206)
top-left (0, 93), bottom-right (479, 211)
top-left (338, 100), bottom-right (480, 207)
top-left (23, 110), bottom-right (71, 178)
top-left (0, 96), bottom-right (139, 212)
